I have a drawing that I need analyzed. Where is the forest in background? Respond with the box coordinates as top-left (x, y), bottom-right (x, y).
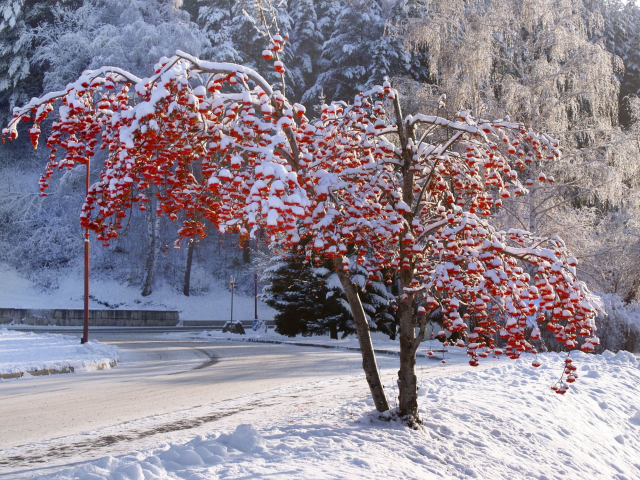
top-left (0, 0), bottom-right (639, 347)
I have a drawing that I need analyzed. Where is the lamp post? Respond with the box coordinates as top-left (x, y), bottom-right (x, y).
top-left (254, 233), bottom-right (259, 321)
top-left (81, 158), bottom-right (90, 344)
top-left (230, 275), bottom-right (235, 323)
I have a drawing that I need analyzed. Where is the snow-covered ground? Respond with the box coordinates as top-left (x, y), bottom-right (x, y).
top-left (0, 263), bottom-right (275, 321)
top-left (34, 350), bottom-right (640, 479)
top-left (0, 329), bottom-right (118, 377)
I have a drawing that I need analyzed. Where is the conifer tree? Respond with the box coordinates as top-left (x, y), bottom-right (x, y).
top-left (306, 0), bottom-right (396, 102)
top-left (287, 0), bottom-right (323, 102)
top-left (197, 0), bottom-right (243, 63)
top-left (262, 250), bottom-right (397, 339)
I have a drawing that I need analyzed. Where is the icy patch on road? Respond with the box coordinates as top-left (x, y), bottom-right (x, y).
top-left (38, 351), bottom-right (640, 479)
top-left (172, 329), bottom-right (470, 361)
top-left (0, 329), bottom-right (118, 377)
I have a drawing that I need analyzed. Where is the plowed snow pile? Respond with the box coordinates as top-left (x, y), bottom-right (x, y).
top-left (0, 329), bottom-right (118, 377)
top-left (41, 350), bottom-right (639, 479)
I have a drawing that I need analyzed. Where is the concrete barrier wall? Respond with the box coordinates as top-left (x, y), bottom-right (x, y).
top-left (0, 308), bottom-right (179, 327)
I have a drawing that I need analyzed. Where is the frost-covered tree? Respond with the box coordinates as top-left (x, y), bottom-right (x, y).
top-left (33, 0), bottom-right (209, 92)
top-left (0, 0), bottom-right (82, 123)
top-left (27, 0), bottom-right (209, 296)
top-left (593, 0), bottom-right (640, 127)
top-left (394, 0), bottom-right (632, 296)
top-left (562, 99), bottom-right (640, 303)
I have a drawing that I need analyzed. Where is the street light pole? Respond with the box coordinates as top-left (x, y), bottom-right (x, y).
top-left (254, 234), bottom-right (259, 320)
top-left (81, 158), bottom-right (90, 344)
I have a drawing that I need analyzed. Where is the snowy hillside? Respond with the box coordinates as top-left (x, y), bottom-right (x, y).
top-left (0, 263), bottom-right (275, 321)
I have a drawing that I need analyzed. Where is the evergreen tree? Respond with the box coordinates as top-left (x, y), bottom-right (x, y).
top-left (261, 251), bottom-right (397, 339)
top-left (198, 0), bottom-right (293, 90)
top-left (387, 0), bottom-right (434, 84)
top-left (288, 0), bottom-right (323, 102)
top-left (306, 0), bottom-right (398, 102)
top-left (197, 0), bottom-right (242, 63)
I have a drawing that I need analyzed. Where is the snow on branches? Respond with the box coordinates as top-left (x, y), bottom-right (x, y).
top-left (3, 50), bottom-right (599, 397)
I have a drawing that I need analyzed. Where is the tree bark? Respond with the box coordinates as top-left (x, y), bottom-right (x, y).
top-left (336, 262), bottom-right (390, 412)
top-left (243, 237), bottom-right (251, 263)
top-left (183, 238), bottom-right (195, 296)
top-left (141, 186), bottom-right (160, 297)
top-left (392, 88), bottom-right (421, 423)
top-left (397, 287), bottom-right (419, 422)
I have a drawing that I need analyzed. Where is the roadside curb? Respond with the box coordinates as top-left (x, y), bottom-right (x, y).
top-left (0, 359), bottom-right (118, 380)
top-left (198, 336), bottom-right (445, 359)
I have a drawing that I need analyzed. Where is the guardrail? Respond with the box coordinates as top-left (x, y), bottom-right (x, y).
top-left (0, 308), bottom-right (179, 327)
top-left (181, 320), bottom-right (275, 327)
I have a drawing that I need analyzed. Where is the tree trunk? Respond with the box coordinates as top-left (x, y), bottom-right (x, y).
top-left (397, 287), bottom-right (419, 422)
top-left (183, 238), bottom-right (195, 296)
top-left (329, 324), bottom-right (338, 340)
top-left (392, 91), bottom-right (421, 422)
top-left (243, 237), bottom-right (251, 263)
top-left (336, 264), bottom-right (390, 412)
top-left (529, 167), bottom-right (537, 233)
top-left (141, 186), bottom-right (160, 297)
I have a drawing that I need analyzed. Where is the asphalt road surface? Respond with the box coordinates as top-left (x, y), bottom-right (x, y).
top-left (0, 329), bottom-right (407, 476)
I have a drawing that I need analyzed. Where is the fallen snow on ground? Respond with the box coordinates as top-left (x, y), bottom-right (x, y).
top-left (0, 329), bottom-right (118, 376)
top-left (39, 350), bottom-right (640, 479)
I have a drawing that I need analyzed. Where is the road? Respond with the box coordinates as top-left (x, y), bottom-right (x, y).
top-left (0, 329), bottom-right (408, 476)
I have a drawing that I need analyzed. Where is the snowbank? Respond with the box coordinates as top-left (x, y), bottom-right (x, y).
top-left (39, 351), bottom-right (640, 479)
top-left (0, 263), bottom-right (275, 321)
top-left (0, 329), bottom-right (118, 377)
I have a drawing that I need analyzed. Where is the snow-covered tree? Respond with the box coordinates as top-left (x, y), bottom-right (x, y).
top-left (197, 0), bottom-right (243, 63)
top-left (305, 0), bottom-right (399, 102)
top-left (262, 249), bottom-right (397, 339)
top-left (287, 0), bottom-right (323, 102)
top-left (198, 0), bottom-right (293, 89)
top-left (3, 33), bottom-right (600, 424)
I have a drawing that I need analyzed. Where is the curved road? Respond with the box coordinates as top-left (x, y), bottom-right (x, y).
top-left (0, 330), bottom-right (408, 475)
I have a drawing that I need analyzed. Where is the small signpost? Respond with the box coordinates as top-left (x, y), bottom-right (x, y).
top-left (229, 275), bottom-right (235, 323)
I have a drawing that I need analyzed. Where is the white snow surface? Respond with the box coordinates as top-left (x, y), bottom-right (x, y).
top-left (0, 329), bottom-right (118, 376)
top-left (38, 350), bottom-right (640, 479)
top-left (0, 263), bottom-right (275, 321)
